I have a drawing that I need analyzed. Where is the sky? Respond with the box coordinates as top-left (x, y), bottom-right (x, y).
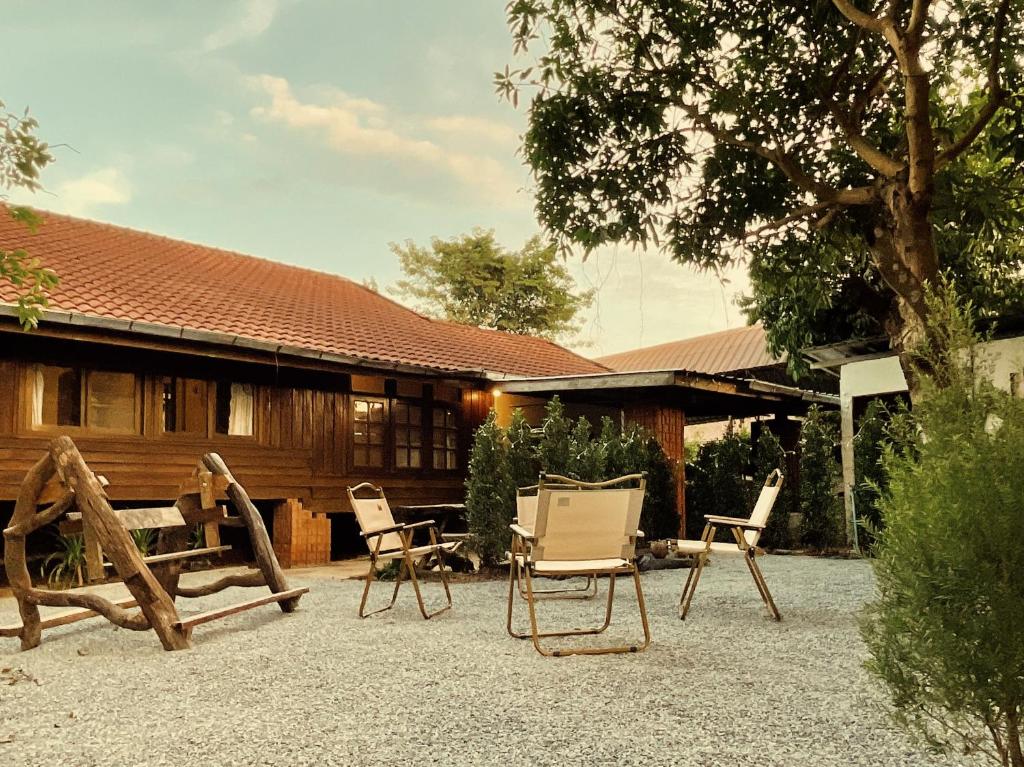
top-left (4, 0), bottom-right (750, 357)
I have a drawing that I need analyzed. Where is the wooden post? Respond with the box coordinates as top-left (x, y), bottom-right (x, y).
top-left (3, 455), bottom-right (54, 650)
top-left (49, 437), bottom-right (191, 651)
top-left (201, 453), bottom-right (300, 612)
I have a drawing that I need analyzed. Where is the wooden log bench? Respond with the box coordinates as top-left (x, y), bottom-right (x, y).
top-left (173, 586), bottom-right (310, 637)
top-left (0, 597), bottom-right (140, 638)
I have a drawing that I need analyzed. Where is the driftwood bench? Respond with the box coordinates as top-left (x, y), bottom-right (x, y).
top-left (1, 436), bottom-right (308, 652)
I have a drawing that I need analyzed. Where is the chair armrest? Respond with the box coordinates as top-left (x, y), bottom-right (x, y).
top-left (441, 532), bottom-right (471, 540)
top-left (704, 515), bottom-right (765, 530)
top-left (402, 519), bottom-right (437, 530)
top-left (509, 523), bottom-right (536, 540)
top-left (359, 523), bottom-right (405, 537)
top-left (636, 530), bottom-right (645, 539)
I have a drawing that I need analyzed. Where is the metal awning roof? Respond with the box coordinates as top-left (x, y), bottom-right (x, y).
top-left (493, 369), bottom-right (837, 424)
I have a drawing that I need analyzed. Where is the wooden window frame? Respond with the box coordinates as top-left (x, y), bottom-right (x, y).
top-left (431, 406), bottom-right (460, 472)
top-left (392, 399), bottom-right (426, 472)
top-left (24, 364), bottom-right (143, 437)
top-left (351, 396), bottom-right (388, 471)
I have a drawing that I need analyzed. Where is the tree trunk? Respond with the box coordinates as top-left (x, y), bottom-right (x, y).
top-left (869, 180), bottom-right (940, 397)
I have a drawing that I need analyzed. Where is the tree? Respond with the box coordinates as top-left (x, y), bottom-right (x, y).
top-left (862, 286), bottom-right (1024, 766)
top-left (390, 228), bottom-right (594, 341)
top-left (536, 395), bottom-right (573, 474)
top-left (498, 1), bottom-right (1024, 378)
top-left (1, 100), bottom-right (57, 329)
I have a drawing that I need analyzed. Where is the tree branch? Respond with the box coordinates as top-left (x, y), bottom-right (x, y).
top-left (832, 0), bottom-right (886, 32)
top-left (935, 0), bottom-right (1010, 168)
top-left (905, 0), bottom-right (931, 43)
top-left (829, 101), bottom-right (905, 176)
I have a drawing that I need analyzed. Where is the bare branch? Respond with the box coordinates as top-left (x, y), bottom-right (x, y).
top-left (743, 202), bottom-right (837, 240)
top-left (829, 101), bottom-right (905, 176)
top-left (906, 0), bottom-right (931, 43)
top-left (936, 0), bottom-right (1010, 168)
top-left (832, 0), bottom-right (886, 32)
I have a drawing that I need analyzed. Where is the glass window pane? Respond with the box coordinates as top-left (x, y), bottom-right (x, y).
top-left (394, 402), bottom-right (408, 423)
top-left (410, 450), bottom-right (422, 469)
top-left (354, 447), bottom-right (368, 466)
top-left (433, 448), bottom-right (444, 469)
top-left (433, 409), bottom-right (444, 427)
top-left (410, 430), bottom-right (422, 447)
top-left (369, 402), bottom-right (384, 422)
top-left (446, 433), bottom-right (458, 449)
top-left (447, 452), bottom-right (458, 470)
top-left (369, 447), bottom-right (383, 467)
top-left (369, 424), bottom-right (385, 444)
top-left (87, 371), bottom-right (136, 431)
top-left (354, 400), bottom-right (368, 419)
top-left (33, 365), bottom-right (82, 427)
top-left (396, 450), bottom-right (408, 468)
top-left (408, 405), bottom-right (421, 424)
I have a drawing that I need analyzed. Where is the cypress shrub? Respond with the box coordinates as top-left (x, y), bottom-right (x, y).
top-left (798, 405), bottom-right (842, 550)
top-left (464, 411), bottom-right (513, 567)
top-left (862, 288), bottom-right (1024, 765)
top-left (536, 396), bottom-right (572, 475)
top-left (506, 408), bottom-right (538, 491)
top-left (751, 428), bottom-right (792, 549)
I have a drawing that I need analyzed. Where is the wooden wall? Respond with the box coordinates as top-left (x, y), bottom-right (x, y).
top-left (0, 336), bottom-right (491, 514)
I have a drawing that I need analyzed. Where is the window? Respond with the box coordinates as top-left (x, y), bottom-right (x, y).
top-left (353, 399), bottom-right (386, 467)
top-left (160, 377), bottom-right (208, 434)
top-left (393, 402), bottom-right (423, 469)
top-left (214, 382), bottom-right (254, 436)
top-left (31, 364), bottom-right (137, 432)
top-left (433, 408), bottom-right (458, 470)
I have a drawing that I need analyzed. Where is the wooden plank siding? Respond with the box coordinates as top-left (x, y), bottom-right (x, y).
top-left (0, 341), bottom-right (493, 513)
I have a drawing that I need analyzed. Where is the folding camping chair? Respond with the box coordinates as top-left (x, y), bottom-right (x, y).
top-left (347, 483), bottom-right (462, 619)
top-left (511, 483), bottom-right (597, 600)
top-left (676, 469), bottom-right (785, 621)
top-left (507, 473), bottom-right (650, 657)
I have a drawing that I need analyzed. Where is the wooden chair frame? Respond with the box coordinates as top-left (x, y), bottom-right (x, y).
top-left (678, 469), bottom-right (784, 622)
top-left (347, 482), bottom-right (461, 620)
top-left (506, 473), bottom-right (650, 657)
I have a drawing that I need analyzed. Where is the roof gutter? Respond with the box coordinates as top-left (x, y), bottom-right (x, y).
top-left (0, 304), bottom-right (488, 380)
top-left (745, 379), bottom-right (839, 406)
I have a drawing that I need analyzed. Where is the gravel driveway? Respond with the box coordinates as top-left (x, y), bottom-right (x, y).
top-left (0, 556), bottom-right (979, 766)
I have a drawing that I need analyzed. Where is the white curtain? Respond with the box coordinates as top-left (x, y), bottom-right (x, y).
top-left (228, 383), bottom-right (254, 436)
top-left (31, 365), bottom-right (44, 426)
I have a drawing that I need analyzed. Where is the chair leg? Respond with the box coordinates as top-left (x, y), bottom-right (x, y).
top-left (523, 567), bottom-right (649, 657)
top-left (407, 552), bottom-right (454, 620)
top-left (509, 567), bottom-right (615, 640)
top-left (678, 551), bottom-right (709, 620)
top-left (358, 556), bottom-right (405, 618)
top-left (745, 552), bottom-right (782, 621)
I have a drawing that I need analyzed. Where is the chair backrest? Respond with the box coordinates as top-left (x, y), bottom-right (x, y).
top-left (530, 473), bottom-right (646, 562)
top-left (516, 490), bottom-right (539, 531)
top-left (346, 483), bottom-right (403, 554)
top-left (744, 469), bottom-right (785, 547)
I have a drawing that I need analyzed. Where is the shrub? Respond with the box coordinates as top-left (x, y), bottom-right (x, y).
top-left (568, 416), bottom-right (603, 481)
top-left (799, 405), bottom-right (842, 550)
top-left (852, 398), bottom-right (890, 549)
top-left (751, 429), bottom-right (792, 549)
top-left (599, 416), bottom-right (626, 476)
top-left (536, 396), bottom-right (572, 474)
top-left (636, 437), bottom-right (679, 540)
top-left (464, 411), bottom-right (513, 567)
top-left (506, 408), bottom-right (538, 491)
top-left (685, 428), bottom-right (751, 539)
top-left (861, 288), bottom-right (1024, 766)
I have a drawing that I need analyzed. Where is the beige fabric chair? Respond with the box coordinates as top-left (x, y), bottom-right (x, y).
top-left (507, 473), bottom-right (650, 657)
top-left (347, 483), bottom-right (462, 620)
top-left (677, 469), bottom-right (784, 621)
top-left (511, 484), bottom-right (597, 599)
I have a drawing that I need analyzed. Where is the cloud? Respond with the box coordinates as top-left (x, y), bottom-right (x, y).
top-left (53, 167), bottom-right (133, 217)
top-left (203, 0), bottom-right (278, 52)
top-left (247, 74), bottom-right (524, 204)
top-left (424, 115), bottom-right (519, 147)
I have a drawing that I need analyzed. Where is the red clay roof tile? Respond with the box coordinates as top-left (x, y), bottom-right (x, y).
top-left (0, 208), bottom-right (606, 378)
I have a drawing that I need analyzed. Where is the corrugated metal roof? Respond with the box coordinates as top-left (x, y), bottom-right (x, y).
top-left (596, 324), bottom-right (783, 374)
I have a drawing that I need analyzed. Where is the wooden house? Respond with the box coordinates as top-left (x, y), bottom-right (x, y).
top-left (0, 210), bottom-right (605, 564)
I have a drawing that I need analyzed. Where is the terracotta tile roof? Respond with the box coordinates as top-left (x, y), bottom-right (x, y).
top-left (0, 208), bottom-right (606, 378)
top-left (596, 324), bottom-right (783, 375)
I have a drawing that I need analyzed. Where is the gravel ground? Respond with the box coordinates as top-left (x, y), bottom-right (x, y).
top-left (0, 556), bottom-right (980, 767)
